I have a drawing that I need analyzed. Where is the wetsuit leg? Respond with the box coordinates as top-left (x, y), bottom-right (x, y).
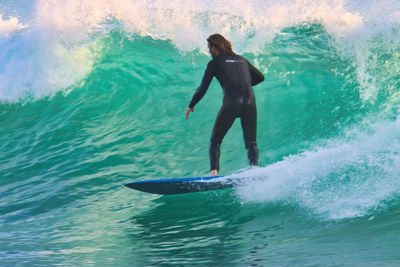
top-left (210, 106), bottom-right (236, 171)
top-left (240, 103), bottom-right (259, 166)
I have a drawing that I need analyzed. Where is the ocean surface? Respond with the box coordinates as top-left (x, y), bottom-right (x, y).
top-left (1, 0), bottom-right (400, 266)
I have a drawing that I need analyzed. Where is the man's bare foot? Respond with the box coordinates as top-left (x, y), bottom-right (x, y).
top-left (210, 169), bottom-right (218, 176)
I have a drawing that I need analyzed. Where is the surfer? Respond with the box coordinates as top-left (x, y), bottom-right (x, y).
top-left (186, 33), bottom-right (265, 176)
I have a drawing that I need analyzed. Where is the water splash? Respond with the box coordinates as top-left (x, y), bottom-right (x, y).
top-left (236, 117), bottom-right (400, 220)
top-left (0, 14), bottom-right (27, 36)
top-left (2, 0), bottom-right (400, 102)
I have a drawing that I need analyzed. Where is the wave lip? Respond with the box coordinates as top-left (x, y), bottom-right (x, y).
top-left (1, 0), bottom-right (400, 102)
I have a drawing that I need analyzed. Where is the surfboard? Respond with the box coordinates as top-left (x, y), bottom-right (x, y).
top-left (124, 175), bottom-right (239, 195)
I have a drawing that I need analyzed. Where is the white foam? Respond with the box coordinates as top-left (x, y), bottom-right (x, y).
top-left (0, 28), bottom-right (100, 102)
top-left (1, 0), bottom-right (400, 102)
top-left (0, 1), bottom-right (104, 102)
top-left (0, 14), bottom-right (27, 36)
top-left (236, 117), bottom-right (400, 220)
top-left (26, 0), bottom-right (392, 51)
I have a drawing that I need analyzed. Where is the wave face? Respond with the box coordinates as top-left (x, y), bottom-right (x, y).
top-left (1, 0), bottom-right (400, 265)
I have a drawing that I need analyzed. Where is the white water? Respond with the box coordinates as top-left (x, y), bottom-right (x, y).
top-left (236, 116), bottom-right (400, 219)
top-left (2, 0), bottom-right (400, 102)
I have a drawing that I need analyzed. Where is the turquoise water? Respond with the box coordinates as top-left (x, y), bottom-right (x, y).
top-left (1, 0), bottom-right (400, 266)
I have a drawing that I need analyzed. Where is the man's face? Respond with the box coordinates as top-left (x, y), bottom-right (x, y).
top-left (208, 43), bottom-right (219, 59)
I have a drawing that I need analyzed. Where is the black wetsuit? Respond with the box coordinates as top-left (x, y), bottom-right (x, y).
top-left (188, 54), bottom-right (265, 171)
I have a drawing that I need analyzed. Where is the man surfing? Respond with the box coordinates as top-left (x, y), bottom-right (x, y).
top-left (186, 34), bottom-right (265, 176)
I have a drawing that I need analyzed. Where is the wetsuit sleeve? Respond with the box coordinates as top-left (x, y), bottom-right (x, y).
top-left (247, 60), bottom-right (264, 86)
top-left (188, 61), bottom-right (215, 108)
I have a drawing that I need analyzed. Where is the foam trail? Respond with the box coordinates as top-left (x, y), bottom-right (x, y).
top-left (236, 117), bottom-right (400, 220)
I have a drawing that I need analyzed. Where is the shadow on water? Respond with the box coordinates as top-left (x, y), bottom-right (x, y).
top-left (127, 190), bottom-right (243, 266)
top-left (125, 189), bottom-right (300, 266)
top-left (124, 186), bottom-right (400, 266)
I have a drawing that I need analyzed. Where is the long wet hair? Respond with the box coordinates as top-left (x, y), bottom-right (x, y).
top-left (207, 34), bottom-right (235, 56)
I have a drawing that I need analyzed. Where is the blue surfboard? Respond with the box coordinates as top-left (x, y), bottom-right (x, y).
top-left (125, 175), bottom-right (239, 195)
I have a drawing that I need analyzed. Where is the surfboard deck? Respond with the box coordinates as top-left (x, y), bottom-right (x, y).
top-left (124, 175), bottom-right (239, 195)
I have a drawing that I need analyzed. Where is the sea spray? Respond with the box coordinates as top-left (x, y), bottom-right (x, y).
top-left (236, 116), bottom-right (400, 219)
top-left (2, 0), bottom-right (400, 103)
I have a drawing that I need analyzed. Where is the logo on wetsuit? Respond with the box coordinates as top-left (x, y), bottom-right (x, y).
top-left (225, 59), bottom-right (244, 63)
